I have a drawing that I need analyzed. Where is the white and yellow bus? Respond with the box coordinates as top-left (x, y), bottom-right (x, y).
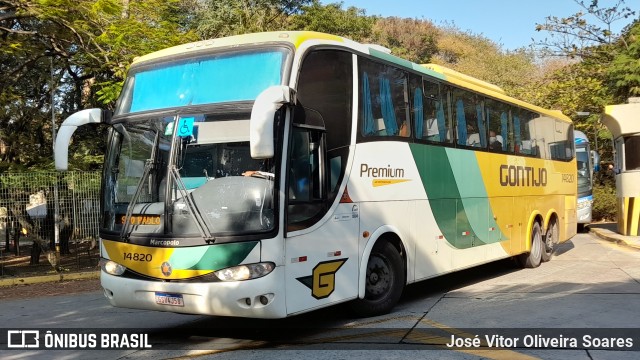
top-left (55, 31), bottom-right (577, 318)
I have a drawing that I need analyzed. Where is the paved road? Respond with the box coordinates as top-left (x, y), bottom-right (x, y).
top-left (1, 232), bottom-right (640, 360)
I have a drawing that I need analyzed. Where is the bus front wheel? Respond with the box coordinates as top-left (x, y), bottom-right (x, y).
top-left (518, 222), bottom-right (543, 268)
top-left (351, 241), bottom-right (404, 317)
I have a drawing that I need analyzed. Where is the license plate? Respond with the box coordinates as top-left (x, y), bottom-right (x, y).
top-left (155, 292), bottom-right (184, 307)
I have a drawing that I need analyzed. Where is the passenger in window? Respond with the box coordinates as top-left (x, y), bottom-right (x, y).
top-left (399, 120), bottom-right (410, 137)
top-left (425, 109), bottom-right (439, 141)
top-left (467, 123), bottom-right (480, 147)
top-left (489, 130), bottom-right (503, 151)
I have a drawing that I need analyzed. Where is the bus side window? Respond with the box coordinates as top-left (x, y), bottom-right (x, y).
top-left (359, 58), bottom-right (409, 138)
top-left (453, 89), bottom-right (485, 148)
top-left (485, 99), bottom-right (509, 152)
top-left (549, 120), bottom-right (574, 161)
top-left (412, 76), bottom-right (450, 144)
top-left (296, 49), bottom-right (352, 212)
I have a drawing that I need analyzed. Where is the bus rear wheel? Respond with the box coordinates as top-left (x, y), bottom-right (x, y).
top-left (542, 219), bottom-right (558, 262)
top-left (350, 241), bottom-right (404, 317)
top-left (518, 222), bottom-right (543, 268)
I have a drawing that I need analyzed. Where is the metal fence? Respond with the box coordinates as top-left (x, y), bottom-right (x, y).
top-left (0, 171), bottom-right (101, 277)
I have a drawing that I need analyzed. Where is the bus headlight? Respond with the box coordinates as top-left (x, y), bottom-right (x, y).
top-left (99, 259), bottom-right (126, 276)
top-left (213, 262), bottom-right (275, 281)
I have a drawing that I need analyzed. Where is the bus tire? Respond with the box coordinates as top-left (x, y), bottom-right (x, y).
top-left (542, 219), bottom-right (558, 262)
top-left (350, 241), bottom-right (404, 317)
top-left (518, 222), bottom-right (542, 268)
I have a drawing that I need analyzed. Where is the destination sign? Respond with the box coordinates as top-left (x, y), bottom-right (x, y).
top-left (116, 215), bottom-right (161, 225)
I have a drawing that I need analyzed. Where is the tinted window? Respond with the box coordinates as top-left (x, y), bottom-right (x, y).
top-left (452, 88), bottom-right (485, 148)
top-left (548, 120), bottom-right (574, 161)
top-left (358, 58), bottom-right (409, 138)
top-left (624, 136), bottom-right (640, 170)
top-left (296, 49), bottom-right (353, 203)
top-left (484, 99), bottom-right (510, 152)
top-left (513, 109), bottom-right (539, 157)
top-left (411, 76), bottom-right (452, 144)
top-left (296, 50), bottom-right (353, 150)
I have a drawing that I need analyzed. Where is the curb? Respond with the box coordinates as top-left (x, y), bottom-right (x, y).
top-left (589, 228), bottom-right (640, 250)
top-left (0, 270), bottom-right (100, 287)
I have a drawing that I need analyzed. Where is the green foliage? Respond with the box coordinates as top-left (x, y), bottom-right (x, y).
top-left (196, 0), bottom-right (312, 38)
top-left (0, 0), bottom-right (197, 171)
top-left (289, 1), bottom-right (375, 42)
top-left (367, 17), bottom-right (438, 64)
top-left (427, 26), bottom-right (539, 96)
top-left (529, 1), bottom-right (639, 162)
top-left (592, 172), bottom-right (618, 222)
top-left (607, 21), bottom-right (640, 98)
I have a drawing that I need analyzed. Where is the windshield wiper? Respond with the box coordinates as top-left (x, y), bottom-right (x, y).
top-left (169, 165), bottom-right (216, 243)
top-left (120, 159), bottom-right (153, 241)
top-left (165, 114), bottom-right (215, 243)
top-left (120, 131), bottom-right (160, 242)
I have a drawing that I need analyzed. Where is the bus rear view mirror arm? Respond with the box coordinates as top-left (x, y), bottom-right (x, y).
top-left (55, 108), bottom-right (110, 171)
top-left (250, 85), bottom-right (296, 159)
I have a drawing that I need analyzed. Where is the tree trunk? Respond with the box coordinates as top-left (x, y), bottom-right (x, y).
top-left (11, 220), bottom-right (20, 256)
top-left (7, 192), bottom-right (54, 267)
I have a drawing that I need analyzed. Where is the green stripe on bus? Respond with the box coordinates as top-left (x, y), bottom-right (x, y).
top-left (410, 144), bottom-right (505, 248)
top-left (368, 49), bottom-right (446, 81)
top-left (369, 48), bottom-right (415, 69)
top-left (167, 241), bottom-right (259, 271)
top-left (411, 63), bottom-right (446, 81)
top-left (445, 149), bottom-right (505, 244)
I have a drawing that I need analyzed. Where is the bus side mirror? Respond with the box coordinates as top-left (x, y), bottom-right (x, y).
top-left (55, 108), bottom-right (110, 171)
top-left (591, 150), bottom-right (600, 172)
top-left (250, 85), bottom-right (295, 159)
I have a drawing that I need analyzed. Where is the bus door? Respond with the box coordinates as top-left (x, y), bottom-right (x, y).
top-left (283, 125), bottom-right (359, 315)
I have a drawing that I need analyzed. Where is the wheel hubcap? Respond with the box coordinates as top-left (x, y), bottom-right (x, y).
top-left (366, 255), bottom-right (391, 299)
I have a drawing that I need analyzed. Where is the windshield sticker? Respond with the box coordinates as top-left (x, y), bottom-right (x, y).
top-left (177, 117), bottom-right (195, 137)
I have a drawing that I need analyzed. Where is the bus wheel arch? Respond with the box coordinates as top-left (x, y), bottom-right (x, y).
top-left (518, 216), bottom-right (543, 268)
top-left (352, 231), bottom-right (406, 317)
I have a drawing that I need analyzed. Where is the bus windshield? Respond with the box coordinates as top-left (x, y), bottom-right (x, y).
top-left (114, 48), bottom-right (289, 115)
top-left (102, 114), bottom-right (276, 239)
top-left (576, 145), bottom-right (592, 195)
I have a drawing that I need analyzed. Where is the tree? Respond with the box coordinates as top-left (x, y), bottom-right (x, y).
top-left (289, 1), bottom-right (375, 42)
top-left (428, 26), bottom-right (539, 96)
top-left (607, 21), bottom-right (640, 97)
top-left (367, 17), bottom-right (438, 64)
top-left (0, 0), bottom-right (198, 171)
top-left (196, 0), bottom-right (312, 39)
top-left (534, 0), bottom-right (636, 58)
top-left (1, 0), bottom-right (199, 266)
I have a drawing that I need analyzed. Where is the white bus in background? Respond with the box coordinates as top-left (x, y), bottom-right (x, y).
top-left (575, 130), bottom-right (599, 232)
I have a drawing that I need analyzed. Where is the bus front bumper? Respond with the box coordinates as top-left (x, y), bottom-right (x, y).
top-left (100, 266), bottom-right (287, 318)
top-left (577, 198), bottom-right (593, 224)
